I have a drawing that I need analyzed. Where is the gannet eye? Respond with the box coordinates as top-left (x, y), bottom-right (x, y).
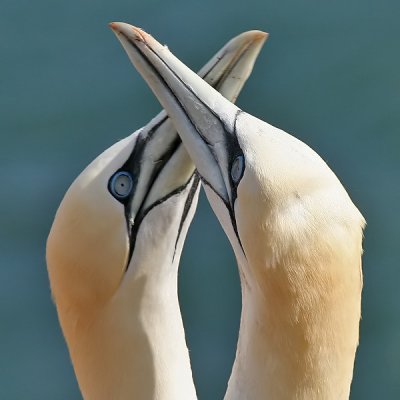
top-left (109, 171), bottom-right (133, 199)
top-left (231, 155), bottom-right (245, 184)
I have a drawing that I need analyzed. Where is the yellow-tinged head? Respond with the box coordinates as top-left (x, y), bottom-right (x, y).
top-left (47, 136), bottom-right (133, 311)
top-left (115, 23), bottom-right (365, 279)
top-left (46, 25), bottom-right (268, 400)
top-left (120, 24), bottom-right (366, 398)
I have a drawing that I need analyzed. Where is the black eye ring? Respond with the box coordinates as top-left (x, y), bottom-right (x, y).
top-left (109, 171), bottom-right (134, 200)
top-left (231, 155), bottom-right (245, 184)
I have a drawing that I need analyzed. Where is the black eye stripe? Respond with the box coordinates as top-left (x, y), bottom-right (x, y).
top-left (107, 125), bottom-right (184, 270)
top-left (124, 136), bottom-right (182, 267)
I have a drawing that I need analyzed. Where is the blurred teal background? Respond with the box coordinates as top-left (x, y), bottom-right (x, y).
top-left (1, 0), bottom-right (399, 398)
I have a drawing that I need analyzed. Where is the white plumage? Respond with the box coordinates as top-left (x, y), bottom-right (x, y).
top-left (113, 23), bottom-right (365, 400)
top-left (46, 30), bottom-right (266, 400)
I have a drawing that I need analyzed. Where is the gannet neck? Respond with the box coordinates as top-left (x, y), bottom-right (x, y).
top-left (223, 121), bottom-right (365, 399)
top-left (52, 180), bottom-right (199, 400)
top-left (115, 24), bottom-right (365, 400)
top-left (205, 169), bottom-right (364, 400)
top-left (225, 254), bottom-right (362, 400)
top-left (48, 27), bottom-right (266, 400)
top-left (60, 277), bottom-right (196, 400)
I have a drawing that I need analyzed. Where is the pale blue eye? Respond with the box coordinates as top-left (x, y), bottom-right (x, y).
top-left (231, 155), bottom-right (244, 183)
top-left (110, 171), bottom-right (133, 199)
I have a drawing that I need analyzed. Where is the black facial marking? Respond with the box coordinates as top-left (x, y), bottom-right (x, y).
top-left (173, 173), bottom-right (201, 261)
top-left (201, 176), bottom-right (246, 258)
top-left (193, 110), bottom-right (246, 256)
top-left (123, 36), bottom-right (246, 257)
top-left (125, 135), bottom-right (182, 267)
top-left (107, 114), bottom-right (184, 269)
top-left (112, 116), bottom-right (169, 201)
top-left (107, 116), bottom-right (169, 206)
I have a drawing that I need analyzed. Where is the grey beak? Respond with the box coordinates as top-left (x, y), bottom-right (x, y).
top-left (110, 22), bottom-right (267, 204)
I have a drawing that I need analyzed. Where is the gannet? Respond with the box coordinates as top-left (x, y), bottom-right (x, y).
top-left (111, 23), bottom-right (365, 400)
top-left (46, 30), bottom-right (266, 400)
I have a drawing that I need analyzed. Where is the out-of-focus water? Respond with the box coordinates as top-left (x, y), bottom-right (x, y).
top-left (1, 0), bottom-right (399, 398)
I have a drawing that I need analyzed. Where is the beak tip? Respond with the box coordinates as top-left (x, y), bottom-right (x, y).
top-left (231, 30), bottom-right (269, 53)
top-left (253, 30), bottom-right (269, 42)
top-left (108, 21), bottom-right (148, 43)
top-left (109, 21), bottom-right (122, 35)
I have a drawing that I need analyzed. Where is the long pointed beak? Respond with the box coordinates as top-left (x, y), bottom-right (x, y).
top-left (110, 22), bottom-right (267, 204)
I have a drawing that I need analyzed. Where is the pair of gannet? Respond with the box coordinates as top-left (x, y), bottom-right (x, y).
top-left (47, 30), bottom-right (266, 399)
top-left (47, 22), bottom-right (365, 400)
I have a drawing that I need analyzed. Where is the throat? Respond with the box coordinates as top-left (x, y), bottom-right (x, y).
top-left (58, 278), bottom-right (197, 400)
top-left (225, 269), bottom-right (360, 400)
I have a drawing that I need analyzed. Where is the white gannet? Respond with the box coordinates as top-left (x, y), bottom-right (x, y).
top-left (46, 30), bottom-right (266, 400)
top-left (111, 23), bottom-right (366, 400)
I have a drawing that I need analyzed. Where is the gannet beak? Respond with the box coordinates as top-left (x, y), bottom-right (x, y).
top-left (110, 22), bottom-right (267, 205)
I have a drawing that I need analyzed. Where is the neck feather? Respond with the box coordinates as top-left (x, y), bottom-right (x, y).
top-left (57, 273), bottom-right (197, 400)
top-left (225, 253), bottom-right (362, 400)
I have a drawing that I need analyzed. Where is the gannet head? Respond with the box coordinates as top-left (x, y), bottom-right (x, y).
top-left (47, 26), bottom-right (267, 313)
top-left (113, 23), bottom-right (365, 291)
top-left (115, 24), bottom-right (366, 398)
top-left (46, 27), bottom-right (267, 400)
top-left (46, 124), bottom-right (197, 312)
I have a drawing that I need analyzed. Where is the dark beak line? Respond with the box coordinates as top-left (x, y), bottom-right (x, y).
top-left (122, 34), bottom-right (239, 173)
top-left (129, 171), bottom-right (198, 268)
top-left (117, 29), bottom-right (247, 259)
top-left (172, 173), bottom-right (201, 262)
top-left (201, 40), bottom-right (258, 98)
top-left (124, 136), bottom-right (186, 269)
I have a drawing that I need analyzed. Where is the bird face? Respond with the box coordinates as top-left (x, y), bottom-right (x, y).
top-left (47, 135), bottom-right (132, 310)
top-left (47, 27), bottom-right (267, 312)
top-left (103, 27), bottom-right (365, 398)
top-left (116, 24), bottom-right (365, 289)
top-left (46, 122), bottom-right (197, 311)
top-left (109, 22), bottom-right (268, 259)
